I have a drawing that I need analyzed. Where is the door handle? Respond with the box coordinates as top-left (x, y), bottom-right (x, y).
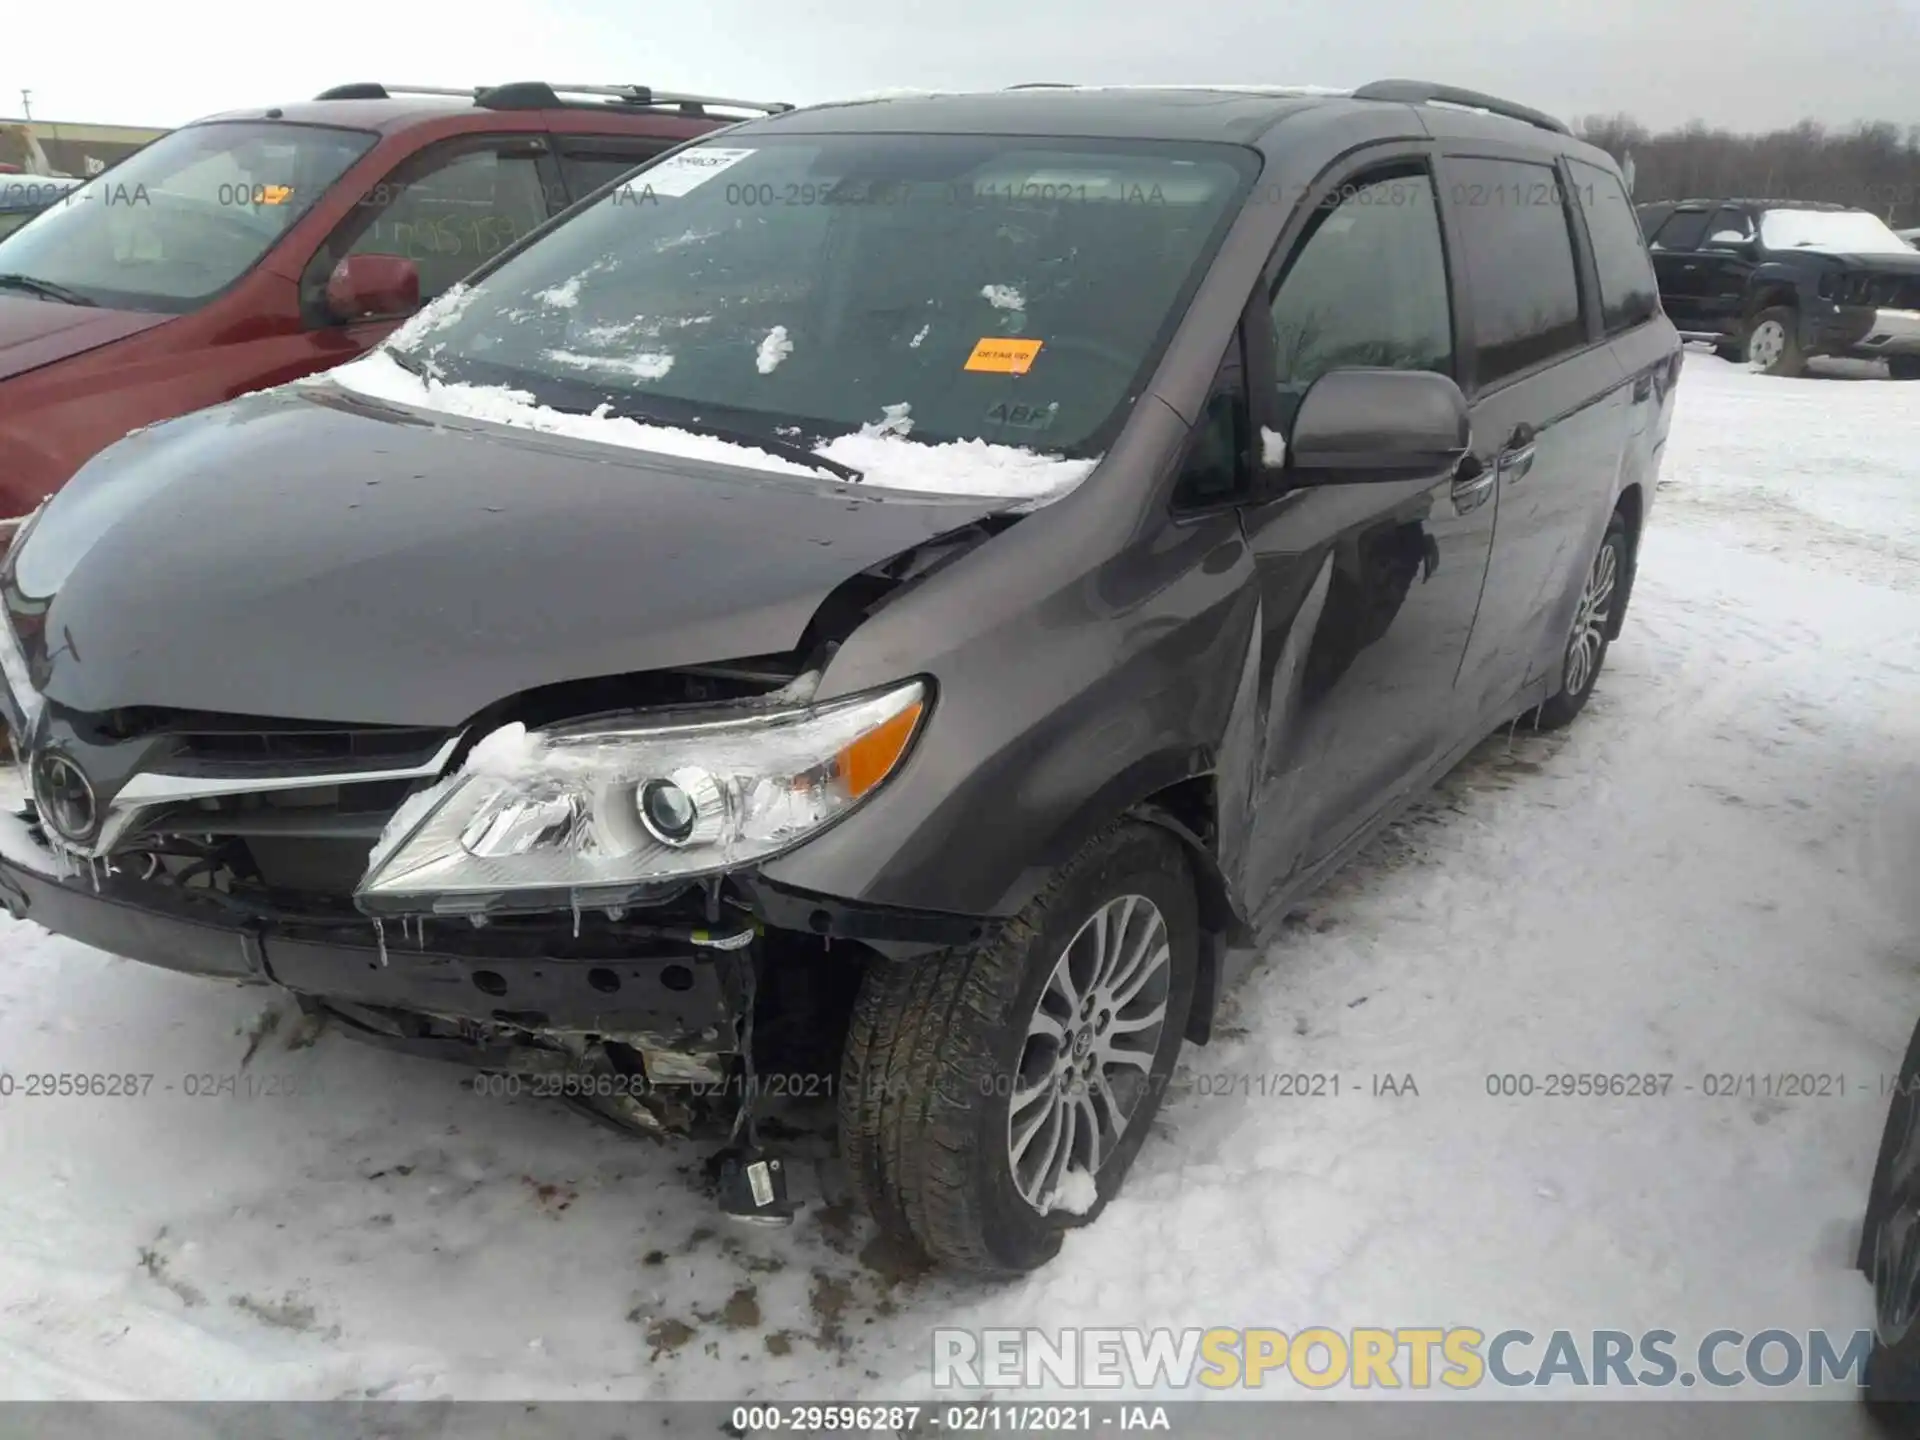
top-left (1497, 424), bottom-right (1537, 484)
top-left (1451, 455), bottom-right (1496, 513)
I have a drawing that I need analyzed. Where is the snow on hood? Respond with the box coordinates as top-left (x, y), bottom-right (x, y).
top-left (814, 430), bottom-right (1095, 499)
top-left (322, 350), bottom-right (1099, 503)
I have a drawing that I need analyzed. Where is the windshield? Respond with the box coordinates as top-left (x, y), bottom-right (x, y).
top-left (385, 133), bottom-right (1255, 461)
top-left (1758, 208), bottom-right (1913, 256)
top-left (0, 121), bottom-right (376, 312)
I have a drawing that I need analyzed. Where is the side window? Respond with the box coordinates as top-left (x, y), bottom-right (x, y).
top-left (1649, 209), bottom-right (1710, 252)
top-left (1266, 169), bottom-right (1453, 432)
top-left (1704, 206), bottom-right (1754, 246)
top-left (1570, 160), bottom-right (1659, 334)
top-left (556, 140), bottom-right (674, 202)
top-left (1173, 334), bottom-right (1250, 509)
top-left (1447, 156), bottom-right (1585, 387)
top-left (302, 142), bottom-right (551, 321)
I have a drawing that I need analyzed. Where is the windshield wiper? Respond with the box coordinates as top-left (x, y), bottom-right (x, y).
top-left (566, 402), bottom-right (866, 483)
top-left (0, 273), bottom-right (97, 307)
top-left (385, 347), bottom-right (431, 379)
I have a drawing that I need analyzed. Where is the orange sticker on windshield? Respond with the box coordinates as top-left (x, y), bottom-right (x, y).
top-left (965, 337), bottom-right (1043, 374)
top-left (259, 185), bottom-right (293, 205)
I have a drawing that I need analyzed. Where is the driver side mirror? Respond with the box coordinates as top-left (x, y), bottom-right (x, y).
top-left (1281, 369), bottom-right (1471, 485)
top-left (326, 254), bottom-right (421, 324)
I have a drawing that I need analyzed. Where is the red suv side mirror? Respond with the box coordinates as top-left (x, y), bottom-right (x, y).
top-left (326, 254), bottom-right (421, 323)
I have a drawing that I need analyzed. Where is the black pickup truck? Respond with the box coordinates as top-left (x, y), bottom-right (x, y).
top-left (1636, 198), bottom-right (1920, 378)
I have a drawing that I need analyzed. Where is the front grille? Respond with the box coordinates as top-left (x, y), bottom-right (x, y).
top-left (127, 778), bottom-right (418, 897)
top-left (165, 723), bottom-right (448, 775)
top-left (143, 778), bottom-right (415, 840)
top-left (80, 705), bottom-right (451, 775)
top-left (1859, 273), bottom-right (1920, 310)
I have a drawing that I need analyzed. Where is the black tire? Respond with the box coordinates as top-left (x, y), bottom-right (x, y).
top-left (1530, 511), bottom-right (1629, 731)
top-left (838, 822), bottom-right (1199, 1275)
top-left (1745, 305), bottom-right (1808, 377)
top-left (1862, 1017), bottom-right (1920, 1432)
top-left (1712, 340), bottom-right (1743, 362)
top-left (1889, 356), bottom-right (1920, 382)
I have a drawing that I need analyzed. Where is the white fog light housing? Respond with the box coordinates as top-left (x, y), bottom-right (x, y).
top-left (356, 679), bottom-right (928, 912)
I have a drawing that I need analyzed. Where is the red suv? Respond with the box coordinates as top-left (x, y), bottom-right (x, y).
top-left (0, 81), bottom-right (787, 536)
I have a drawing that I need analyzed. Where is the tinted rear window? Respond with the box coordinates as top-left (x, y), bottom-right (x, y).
top-left (1571, 160), bottom-right (1658, 334)
top-left (1449, 157), bottom-right (1586, 386)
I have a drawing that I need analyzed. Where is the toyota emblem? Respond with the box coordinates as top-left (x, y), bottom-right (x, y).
top-left (32, 751), bottom-right (98, 844)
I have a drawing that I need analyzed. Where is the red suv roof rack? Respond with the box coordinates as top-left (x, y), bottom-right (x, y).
top-left (312, 81), bottom-right (792, 118)
top-left (312, 84), bottom-right (476, 101)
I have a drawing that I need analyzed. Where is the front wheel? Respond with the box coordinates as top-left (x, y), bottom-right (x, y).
top-left (1888, 356), bottom-right (1920, 382)
top-left (1746, 306), bottom-right (1809, 377)
top-left (838, 822), bottom-right (1198, 1275)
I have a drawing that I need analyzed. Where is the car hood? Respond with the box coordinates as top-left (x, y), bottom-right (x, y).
top-left (4, 383), bottom-right (1009, 727)
top-left (0, 295), bottom-right (171, 383)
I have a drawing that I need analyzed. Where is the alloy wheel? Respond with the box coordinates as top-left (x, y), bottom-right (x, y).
top-left (1006, 893), bottom-right (1172, 1212)
top-left (1564, 537), bottom-right (1618, 696)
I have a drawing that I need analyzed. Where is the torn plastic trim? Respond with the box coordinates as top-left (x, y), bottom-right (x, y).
top-left (741, 874), bottom-right (989, 959)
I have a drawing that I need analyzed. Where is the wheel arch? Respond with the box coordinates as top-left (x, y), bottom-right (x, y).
top-left (1122, 773), bottom-right (1255, 1047)
top-left (1743, 272), bottom-right (1802, 319)
top-left (1017, 763), bottom-right (1257, 1049)
top-left (1606, 483), bottom-right (1645, 640)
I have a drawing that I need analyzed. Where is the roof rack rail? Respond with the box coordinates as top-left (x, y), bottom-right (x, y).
top-left (312, 82), bottom-right (792, 116)
top-left (313, 83), bottom-right (478, 101)
top-left (474, 82), bottom-right (792, 116)
top-left (1350, 79), bottom-right (1570, 136)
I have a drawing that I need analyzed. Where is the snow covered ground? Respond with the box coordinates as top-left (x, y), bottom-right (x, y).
top-left (2, 352), bottom-right (1918, 1417)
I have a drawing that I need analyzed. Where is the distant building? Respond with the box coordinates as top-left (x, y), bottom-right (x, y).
top-left (0, 118), bottom-right (168, 177)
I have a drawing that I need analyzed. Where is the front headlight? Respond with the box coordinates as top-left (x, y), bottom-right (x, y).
top-left (0, 500), bottom-right (48, 737)
top-left (356, 679), bottom-right (928, 915)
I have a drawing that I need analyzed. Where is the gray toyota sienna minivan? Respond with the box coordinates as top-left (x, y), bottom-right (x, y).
top-left (0, 80), bottom-right (1678, 1274)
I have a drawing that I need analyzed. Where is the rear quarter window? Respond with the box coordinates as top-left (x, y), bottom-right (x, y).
top-left (1571, 160), bottom-right (1659, 334)
top-left (1447, 156), bottom-right (1586, 387)
top-left (1649, 209), bottom-right (1711, 252)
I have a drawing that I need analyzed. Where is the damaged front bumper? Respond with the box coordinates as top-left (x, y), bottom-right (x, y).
top-left (0, 802), bottom-right (752, 1094)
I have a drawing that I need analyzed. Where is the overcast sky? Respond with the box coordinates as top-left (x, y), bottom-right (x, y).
top-left (6, 0), bottom-right (1919, 134)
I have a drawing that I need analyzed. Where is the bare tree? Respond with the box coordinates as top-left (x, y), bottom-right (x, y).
top-left (1571, 114), bottom-right (1920, 227)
